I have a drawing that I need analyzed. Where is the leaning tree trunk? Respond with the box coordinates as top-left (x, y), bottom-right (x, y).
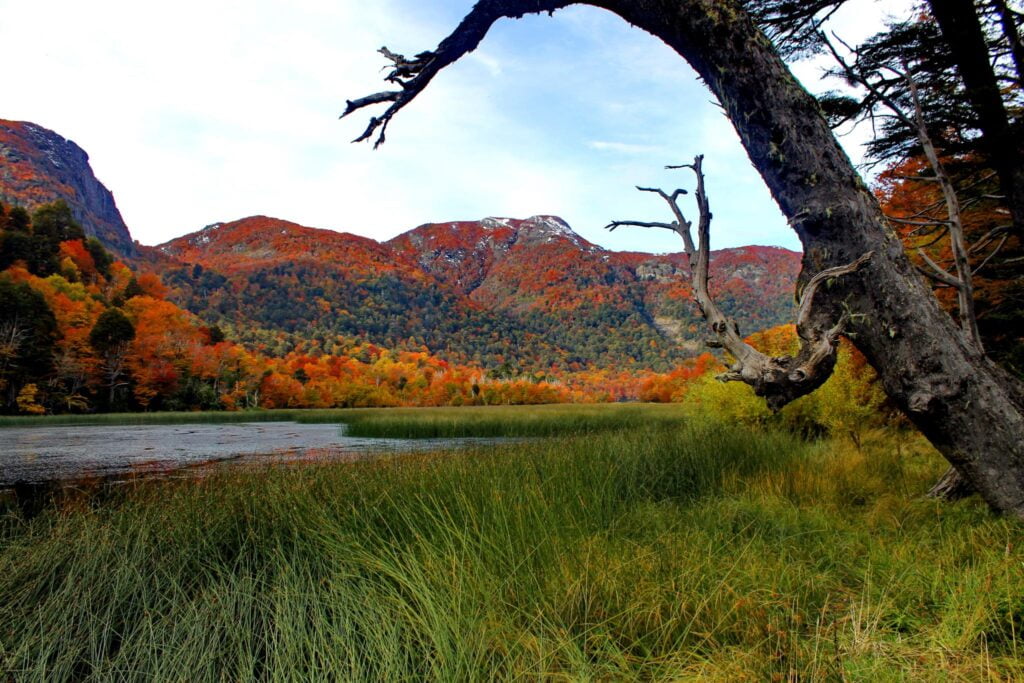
top-left (592, 0), bottom-right (1024, 516)
top-left (341, 0), bottom-right (1024, 517)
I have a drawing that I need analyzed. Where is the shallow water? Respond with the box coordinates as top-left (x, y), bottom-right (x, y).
top-left (0, 421), bottom-right (502, 486)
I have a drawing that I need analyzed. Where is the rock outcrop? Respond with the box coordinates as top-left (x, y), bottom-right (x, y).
top-left (0, 119), bottom-right (135, 256)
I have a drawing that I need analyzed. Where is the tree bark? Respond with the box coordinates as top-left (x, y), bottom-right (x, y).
top-left (343, 0), bottom-right (1024, 517)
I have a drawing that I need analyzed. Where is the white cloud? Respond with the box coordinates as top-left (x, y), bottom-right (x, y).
top-left (0, 0), bottom-right (911, 253)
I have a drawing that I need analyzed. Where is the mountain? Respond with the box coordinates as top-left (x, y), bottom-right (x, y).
top-left (391, 215), bottom-right (797, 323)
top-left (157, 215), bottom-right (801, 372)
top-left (0, 119), bottom-right (135, 256)
top-left (159, 215), bottom-right (418, 278)
top-left (0, 118), bottom-right (801, 375)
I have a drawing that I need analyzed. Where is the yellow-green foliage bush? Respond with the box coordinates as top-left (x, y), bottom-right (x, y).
top-left (681, 325), bottom-right (897, 440)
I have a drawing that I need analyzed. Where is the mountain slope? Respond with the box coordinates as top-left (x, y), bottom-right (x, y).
top-left (0, 119), bottom-right (135, 256)
top-left (157, 215), bottom-right (801, 372)
top-left (0, 118), bottom-right (801, 375)
top-left (160, 215), bottom-right (419, 278)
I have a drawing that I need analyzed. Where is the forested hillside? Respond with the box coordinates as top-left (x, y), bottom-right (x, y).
top-left (0, 118), bottom-right (805, 413)
top-left (0, 201), bottom-right (608, 413)
top-left (156, 215), bottom-right (800, 373)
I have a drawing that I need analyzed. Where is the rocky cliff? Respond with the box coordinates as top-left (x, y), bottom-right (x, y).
top-left (0, 119), bottom-right (135, 256)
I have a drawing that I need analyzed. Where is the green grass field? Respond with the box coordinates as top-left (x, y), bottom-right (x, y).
top-left (1, 406), bottom-right (1021, 680)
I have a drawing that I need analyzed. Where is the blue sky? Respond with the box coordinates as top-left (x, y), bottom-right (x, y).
top-left (0, 0), bottom-right (911, 253)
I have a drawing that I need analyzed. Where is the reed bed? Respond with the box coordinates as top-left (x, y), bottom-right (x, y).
top-left (1, 413), bottom-right (1021, 681)
top-left (0, 403), bottom-right (685, 437)
top-left (338, 403), bottom-right (687, 438)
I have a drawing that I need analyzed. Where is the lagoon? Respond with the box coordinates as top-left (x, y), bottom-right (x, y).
top-left (0, 421), bottom-right (498, 486)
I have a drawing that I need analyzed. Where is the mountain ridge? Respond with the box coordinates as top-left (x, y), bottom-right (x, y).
top-left (155, 213), bottom-right (801, 371)
top-left (0, 119), bottom-right (136, 256)
top-left (1, 118), bottom-right (801, 373)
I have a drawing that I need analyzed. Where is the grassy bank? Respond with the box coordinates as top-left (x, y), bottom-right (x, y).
top-left (338, 403), bottom-right (687, 438)
top-left (0, 403), bottom-right (687, 437)
top-left (1, 416), bottom-right (1021, 680)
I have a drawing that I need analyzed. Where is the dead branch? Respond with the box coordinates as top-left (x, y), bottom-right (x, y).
top-left (605, 220), bottom-right (677, 232)
top-left (969, 224), bottom-right (1012, 254)
top-left (893, 171), bottom-right (999, 224)
top-left (340, 0), bottom-right (572, 147)
top-left (974, 232), bottom-right (1011, 273)
top-left (917, 249), bottom-right (963, 288)
top-left (887, 217), bottom-right (953, 227)
top-left (607, 155), bottom-right (873, 412)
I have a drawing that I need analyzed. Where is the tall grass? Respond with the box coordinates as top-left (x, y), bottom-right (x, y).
top-left (0, 403), bottom-right (685, 437)
top-left (1, 418), bottom-right (1021, 680)
top-left (339, 403), bottom-right (687, 438)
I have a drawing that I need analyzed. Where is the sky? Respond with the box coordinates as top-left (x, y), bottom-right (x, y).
top-left (0, 0), bottom-right (913, 253)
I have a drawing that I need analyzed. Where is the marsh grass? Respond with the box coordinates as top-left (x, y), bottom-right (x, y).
top-left (1, 415), bottom-right (1021, 680)
top-left (338, 403), bottom-right (687, 438)
top-left (0, 403), bottom-right (686, 437)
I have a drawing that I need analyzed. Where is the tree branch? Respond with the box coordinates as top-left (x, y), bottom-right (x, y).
top-left (340, 0), bottom-right (572, 147)
top-left (886, 216), bottom-right (952, 227)
top-left (794, 251), bottom-right (875, 336)
top-left (917, 248), bottom-right (964, 289)
top-left (974, 232), bottom-right (1010, 273)
top-left (822, 30), bottom-right (985, 352)
top-left (608, 156), bottom-right (872, 411)
top-left (605, 220), bottom-right (677, 232)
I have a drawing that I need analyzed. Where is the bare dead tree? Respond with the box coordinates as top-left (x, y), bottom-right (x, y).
top-left (0, 317), bottom-right (27, 376)
top-left (48, 348), bottom-right (91, 412)
top-left (0, 317), bottom-right (27, 407)
top-left (607, 155), bottom-right (872, 411)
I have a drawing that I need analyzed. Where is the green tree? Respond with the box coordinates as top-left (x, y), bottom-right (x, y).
top-left (4, 206), bottom-right (30, 233)
top-left (85, 237), bottom-right (113, 279)
top-left (89, 308), bottom-right (135, 354)
top-left (0, 229), bottom-right (34, 271)
top-left (89, 308), bottom-right (136, 409)
top-left (29, 201), bottom-right (85, 275)
top-left (0, 275), bottom-right (57, 411)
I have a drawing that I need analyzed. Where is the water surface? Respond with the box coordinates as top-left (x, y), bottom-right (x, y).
top-left (0, 421), bottom-right (500, 486)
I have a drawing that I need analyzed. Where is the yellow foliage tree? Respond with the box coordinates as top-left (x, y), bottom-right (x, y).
top-left (16, 383), bottom-right (46, 415)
